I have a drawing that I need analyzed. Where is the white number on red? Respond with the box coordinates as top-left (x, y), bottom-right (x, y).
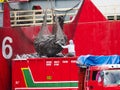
top-left (2, 36), bottom-right (13, 59)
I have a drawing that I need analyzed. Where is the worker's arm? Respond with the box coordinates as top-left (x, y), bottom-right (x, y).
top-left (58, 43), bottom-right (68, 49)
top-left (56, 41), bottom-right (68, 48)
top-left (61, 45), bottom-right (68, 48)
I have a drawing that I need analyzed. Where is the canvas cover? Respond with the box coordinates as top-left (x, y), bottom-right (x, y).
top-left (34, 10), bottom-right (67, 57)
top-left (77, 55), bottom-right (120, 67)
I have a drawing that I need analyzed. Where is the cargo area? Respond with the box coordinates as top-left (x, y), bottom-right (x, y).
top-left (12, 57), bottom-right (79, 90)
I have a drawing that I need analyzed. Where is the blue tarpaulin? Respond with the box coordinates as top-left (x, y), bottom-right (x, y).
top-left (77, 55), bottom-right (120, 67)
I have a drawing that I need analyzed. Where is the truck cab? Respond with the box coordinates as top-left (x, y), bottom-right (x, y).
top-left (83, 64), bottom-right (120, 90)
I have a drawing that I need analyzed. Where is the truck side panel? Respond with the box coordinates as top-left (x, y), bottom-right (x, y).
top-left (12, 57), bottom-right (79, 90)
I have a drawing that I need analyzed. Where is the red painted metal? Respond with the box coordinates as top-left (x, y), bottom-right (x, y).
top-left (3, 2), bottom-right (11, 27)
top-left (0, 49), bottom-right (10, 90)
top-left (73, 0), bottom-right (120, 56)
top-left (81, 65), bottom-right (120, 90)
top-left (0, 0), bottom-right (120, 90)
top-left (12, 57), bottom-right (79, 90)
top-left (2, 1), bottom-right (120, 57)
top-left (74, 21), bottom-right (120, 56)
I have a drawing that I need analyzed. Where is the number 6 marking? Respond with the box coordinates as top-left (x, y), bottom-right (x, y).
top-left (2, 36), bottom-right (13, 59)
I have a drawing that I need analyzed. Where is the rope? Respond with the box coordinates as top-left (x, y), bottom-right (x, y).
top-left (54, 0), bottom-right (82, 12)
top-left (54, 0), bottom-right (83, 23)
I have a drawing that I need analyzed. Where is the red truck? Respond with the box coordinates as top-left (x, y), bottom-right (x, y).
top-left (12, 57), bottom-right (79, 90)
top-left (79, 64), bottom-right (120, 90)
top-left (12, 55), bottom-right (120, 90)
top-left (77, 55), bottom-right (120, 90)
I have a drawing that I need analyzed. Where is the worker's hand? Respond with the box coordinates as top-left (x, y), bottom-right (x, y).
top-left (56, 41), bottom-right (60, 44)
top-left (56, 41), bottom-right (62, 46)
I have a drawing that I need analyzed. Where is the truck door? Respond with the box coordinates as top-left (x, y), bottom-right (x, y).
top-left (79, 68), bottom-right (86, 90)
top-left (85, 70), bottom-right (104, 90)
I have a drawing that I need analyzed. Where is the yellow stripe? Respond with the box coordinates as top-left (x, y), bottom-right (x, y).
top-left (21, 68), bottom-right (29, 87)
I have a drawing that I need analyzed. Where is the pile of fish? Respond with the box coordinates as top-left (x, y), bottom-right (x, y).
top-left (15, 53), bottom-right (39, 59)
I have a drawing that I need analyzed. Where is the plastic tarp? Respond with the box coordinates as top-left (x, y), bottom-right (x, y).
top-left (77, 55), bottom-right (120, 67)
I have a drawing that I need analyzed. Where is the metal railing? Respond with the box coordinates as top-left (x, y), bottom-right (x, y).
top-left (1, 4), bottom-right (120, 27)
top-left (10, 8), bottom-right (78, 27)
top-left (96, 5), bottom-right (120, 20)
